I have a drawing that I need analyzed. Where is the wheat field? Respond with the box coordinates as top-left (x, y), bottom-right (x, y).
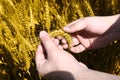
top-left (0, 0), bottom-right (120, 80)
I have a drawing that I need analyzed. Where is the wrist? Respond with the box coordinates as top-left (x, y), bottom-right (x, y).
top-left (73, 68), bottom-right (89, 80)
top-left (76, 69), bottom-right (120, 80)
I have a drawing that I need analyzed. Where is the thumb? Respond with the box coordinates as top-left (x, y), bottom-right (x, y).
top-left (63, 18), bottom-right (88, 33)
top-left (39, 31), bottom-right (58, 58)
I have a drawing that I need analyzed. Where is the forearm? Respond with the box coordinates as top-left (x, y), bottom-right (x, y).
top-left (77, 69), bottom-right (120, 80)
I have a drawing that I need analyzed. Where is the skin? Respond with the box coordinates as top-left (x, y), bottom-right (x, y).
top-left (63, 14), bottom-right (120, 53)
top-left (35, 14), bottom-right (120, 80)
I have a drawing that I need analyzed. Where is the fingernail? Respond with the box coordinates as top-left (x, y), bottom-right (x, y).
top-left (40, 31), bottom-right (48, 38)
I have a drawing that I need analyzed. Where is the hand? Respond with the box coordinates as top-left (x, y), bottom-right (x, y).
top-left (35, 31), bottom-right (88, 80)
top-left (35, 31), bottom-right (120, 80)
top-left (63, 15), bottom-right (120, 53)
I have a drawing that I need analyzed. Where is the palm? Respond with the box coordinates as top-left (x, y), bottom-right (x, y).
top-left (63, 16), bottom-right (117, 53)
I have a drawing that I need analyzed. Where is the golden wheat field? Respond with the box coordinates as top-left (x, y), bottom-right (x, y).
top-left (0, 0), bottom-right (120, 80)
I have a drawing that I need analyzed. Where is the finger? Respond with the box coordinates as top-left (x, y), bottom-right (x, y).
top-left (35, 45), bottom-right (47, 69)
top-left (62, 44), bottom-right (68, 49)
top-left (71, 37), bottom-right (80, 47)
top-left (70, 44), bottom-right (86, 53)
top-left (77, 34), bottom-right (91, 49)
top-left (53, 38), bottom-right (59, 45)
top-left (62, 39), bottom-right (69, 49)
top-left (61, 38), bottom-right (67, 44)
top-left (40, 31), bottom-right (58, 58)
top-left (57, 36), bottom-right (63, 40)
top-left (63, 18), bottom-right (88, 33)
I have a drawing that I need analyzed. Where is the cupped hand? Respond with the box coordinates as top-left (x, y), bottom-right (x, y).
top-left (35, 31), bottom-right (88, 80)
top-left (63, 15), bottom-right (119, 53)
